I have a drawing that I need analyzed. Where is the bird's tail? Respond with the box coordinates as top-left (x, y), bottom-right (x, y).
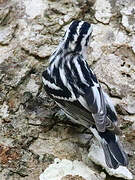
top-left (90, 127), bottom-right (128, 169)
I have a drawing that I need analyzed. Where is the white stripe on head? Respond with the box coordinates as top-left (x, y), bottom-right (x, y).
top-left (76, 21), bottom-right (85, 39)
top-left (81, 23), bottom-right (93, 48)
top-left (68, 21), bottom-right (85, 51)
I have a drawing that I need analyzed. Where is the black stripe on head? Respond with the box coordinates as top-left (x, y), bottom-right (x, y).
top-left (75, 22), bottom-right (91, 52)
top-left (64, 20), bottom-right (80, 49)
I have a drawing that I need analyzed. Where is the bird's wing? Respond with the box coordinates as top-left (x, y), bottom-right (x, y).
top-left (55, 98), bottom-right (95, 128)
top-left (63, 54), bottom-right (107, 132)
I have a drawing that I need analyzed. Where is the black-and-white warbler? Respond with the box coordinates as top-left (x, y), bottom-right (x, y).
top-left (42, 20), bottom-right (128, 169)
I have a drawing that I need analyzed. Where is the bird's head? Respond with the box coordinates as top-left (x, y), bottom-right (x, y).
top-left (63, 20), bottom-right (93, 56)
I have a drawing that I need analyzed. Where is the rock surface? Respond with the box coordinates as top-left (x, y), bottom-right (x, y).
top-left (0, 0), bottom-right (135, 180)
top-left (40, 158), bottom-right (101, 180)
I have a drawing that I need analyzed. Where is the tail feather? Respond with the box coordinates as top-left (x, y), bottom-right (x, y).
top-left (90, 127), bottom-right (128, 169)
top-left (99, 130), bottom-right (128, 169)
top-left (101, 141), bottom-right (119, 169)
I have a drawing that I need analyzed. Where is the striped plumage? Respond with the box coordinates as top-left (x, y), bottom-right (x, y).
top-left (42, 20), bottom-right (128, 169)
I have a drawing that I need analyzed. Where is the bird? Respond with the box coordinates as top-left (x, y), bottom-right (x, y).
top-left (42, 20), bottom-right (128, 169)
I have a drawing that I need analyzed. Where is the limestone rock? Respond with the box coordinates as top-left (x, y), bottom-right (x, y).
top-left (25, 76), bottom-right (40, 96)
top-left (18, 20), bottom-right (57, 58)
top-left (121, 96), bottom-right (135, 114)
top-left (0, 101), bottom-right (9, 119)
top-left (94, 53), bottom-right (135, 98)
top-left (0, 25), bottom-right (16, 45)
top-left (94, 0), bottom-right (112, 24)
top-left (23, 0), bottom-right (48, 19)
top-left (29, 126), bottom-right (82, 160)
top-left (40, 158), bottom-right (101, 180)
top-left (121, 2), bottom-right (135, 33)
top-left (0, 7), bottom-right (10, 25)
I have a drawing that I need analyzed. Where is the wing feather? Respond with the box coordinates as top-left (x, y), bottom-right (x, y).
top-left (66, 55), bottom-right (107, 132)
